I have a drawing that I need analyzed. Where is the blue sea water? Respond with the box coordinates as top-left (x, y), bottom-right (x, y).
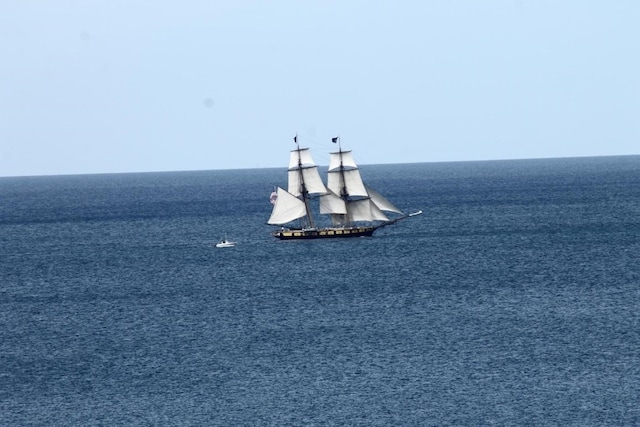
top-left (1, 156), bottom-right (640, 425)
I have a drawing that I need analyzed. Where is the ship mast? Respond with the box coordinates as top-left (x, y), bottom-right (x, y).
top-left (295, 135), bottom-right (316, 229)
top-left (333, 136), bottom-right (352, 225)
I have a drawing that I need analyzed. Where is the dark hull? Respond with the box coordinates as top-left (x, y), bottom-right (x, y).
top-left (273, 226), bottom-right (376, 240)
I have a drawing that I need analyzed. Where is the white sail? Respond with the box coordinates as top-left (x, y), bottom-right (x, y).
top-left (287, 147), bottom-right (327, 196)
top-left (267, 187), bottom-right (307, 225)
top-left (319, 190), bottom-right (347, 214)
top-left (347, 199), bottom-right (390, 222)
top-left (366, 185), bottom-right (403, 213)
top-left (327, 149), bottom-right (368, 197)
top-left (288, 167), bottom-right (327, 197)
top-left (328, 150), bottom-right (358, 171)
top-left (327, 168), bottom-right (368, 197)
top-left (289, 148), bottom-right (316, 169)
top-left (329, 214), bottom-right (347, 226)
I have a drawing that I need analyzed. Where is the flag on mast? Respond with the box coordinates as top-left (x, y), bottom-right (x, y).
top-left (331, 137), bottom-right (339, 143)
top-left (294, 135), bottom-right (297, 143)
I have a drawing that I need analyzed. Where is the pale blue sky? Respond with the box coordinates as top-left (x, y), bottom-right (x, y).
top-left (1, 1), bottom-right (638, 177)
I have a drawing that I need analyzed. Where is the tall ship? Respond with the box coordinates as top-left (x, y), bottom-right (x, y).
top-left (268, 136), bottom-right (422, 240)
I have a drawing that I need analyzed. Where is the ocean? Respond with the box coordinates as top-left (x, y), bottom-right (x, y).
top-left (1, 156), bottom-right (639, 425)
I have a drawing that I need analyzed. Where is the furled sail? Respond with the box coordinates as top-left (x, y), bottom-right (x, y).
top-left (267, 187), bottom-right (307, 225)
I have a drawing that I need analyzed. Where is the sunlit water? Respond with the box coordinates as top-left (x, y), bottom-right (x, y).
top-left (1, 156), bottom-right (639, 425)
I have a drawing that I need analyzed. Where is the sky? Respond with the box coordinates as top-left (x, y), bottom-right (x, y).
top-left (1, 1), bottom-right (638, 177)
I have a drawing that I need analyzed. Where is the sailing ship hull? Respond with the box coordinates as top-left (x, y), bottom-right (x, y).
top-left (273, 226), bottom-right (376, 240)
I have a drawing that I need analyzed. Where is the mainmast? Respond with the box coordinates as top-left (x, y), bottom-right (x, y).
top-left (334, 136), bottom-right (351, 225)
top-left (333, 137), bottom-right (347, 196)
top-left (326, 137), bottom-right (393, 225)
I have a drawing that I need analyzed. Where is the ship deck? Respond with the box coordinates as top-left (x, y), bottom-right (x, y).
top-left (273, 226), bottom-right (376, 240)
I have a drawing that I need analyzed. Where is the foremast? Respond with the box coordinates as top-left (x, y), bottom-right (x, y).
top-left (293, 136), bottom-right (316, 229)
top-left (267, 135), bottom-right (327, 228)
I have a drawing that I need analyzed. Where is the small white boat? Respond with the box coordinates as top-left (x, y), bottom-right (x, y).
top-left (215, 238), bottom-right (236, 248)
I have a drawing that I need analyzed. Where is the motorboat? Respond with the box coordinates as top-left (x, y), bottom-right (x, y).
top-left (215, 238), bottom-right (236, 248)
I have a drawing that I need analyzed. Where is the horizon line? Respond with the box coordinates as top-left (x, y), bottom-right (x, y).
top-left (1, 153), bottom-right (639, 179)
